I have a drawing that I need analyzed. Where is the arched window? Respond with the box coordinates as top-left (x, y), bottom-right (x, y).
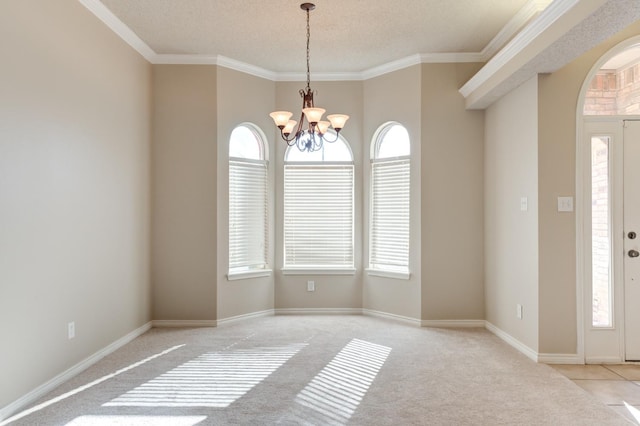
top-left (369, 123), bottom-right (410, 278)
top-left (283, 135), bottom-right (355, 271)
top-left (584, 44), bottom-right (640, 116)
top-left (228, 124), bottom-right (269, 278)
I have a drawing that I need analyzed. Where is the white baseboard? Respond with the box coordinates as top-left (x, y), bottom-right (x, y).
top-left (586, 356), bottom-right (623, 364)
top-left (538, 353), bottom-right (583, 364)
top-left (363, 309), bottom-right (421, 326)
top-left (275, 308), bottom-right (363, 315)
top-left (151, 319), bottom-right (217, 327)
top-left (421, 319), bottom-right (486, 328)
top-left (484, 321), bottom-right (539, 362)
top-left (217, 309), bottom-right (275, 325)
top-left (0, 322), bottom-right (152, 423)
top-left (484, 322), bottom-right (582, 364)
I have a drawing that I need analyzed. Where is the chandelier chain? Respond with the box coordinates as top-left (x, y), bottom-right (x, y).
top-left (306, 7), bottom-right (311, 91)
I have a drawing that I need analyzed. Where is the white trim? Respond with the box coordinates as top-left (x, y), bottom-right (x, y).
top-left (538, 353), bottom-right (583, 364)
top-left (227, 269), bottom-right (272, 281)
top-left (151, 320), bottom-right (217, 328)
top-left (421, 319), bottom-right (485, 328)
top-left (0, 322), bottom-right (152, 422)
top-left (585, 356), bottom-right (624, 364)
top-left (484, 321), bottom-right (539, 362)
top-left (459, 0), bottom-right (580, 98)
top-left (480, 0), bottom-right (552, 60)
top-left (363, 309), bottom-right (421, 326)
top-left (275, 71), bottom-right (364, 82)
top-left (216, 56), bottom-right (278, 80)
top-left (77, 0), bottom-right (155, 60)
top-left (366, 269), bottom-right (411, 280)
top-left (275, 308), bottom-right (362, 315)
top-left (217, 309), bottom-right (275, 326)
top-left (281, 268), bottom-right (356, 276)
top-left (360, 55), bottom-right (424, 80)
top-left (151, 54), bottom-right (218, 65)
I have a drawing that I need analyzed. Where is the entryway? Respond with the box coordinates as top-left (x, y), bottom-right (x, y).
top-left (580, 37), bottom-right (640, 363)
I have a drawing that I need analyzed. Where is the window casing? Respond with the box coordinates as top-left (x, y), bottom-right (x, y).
top-left (228, 124), bottom-right (269, 279)
top-left (283, 134), bottom-right (355, 274)
top-left (368, 123), bottom-right (411, 279)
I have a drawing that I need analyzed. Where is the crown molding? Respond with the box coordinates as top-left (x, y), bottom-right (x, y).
top-left (459, 0), bottom-right (580, 98)
top-left (360, 55), bottom-right (422, 80)
top-left (274, 71), bottom-right (364, 82)
top-left (151, 54), bottom-right (217, 65)
top-left (78, 0), bottom-right (558, 85)
top-left (78, 0), bottom-right (155, 60)
top-left (480, 0), bottom-right (552, 60)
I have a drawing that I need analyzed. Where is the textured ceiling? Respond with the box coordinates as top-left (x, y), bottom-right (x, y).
top-left (98, 0), bottom-right (532, 73)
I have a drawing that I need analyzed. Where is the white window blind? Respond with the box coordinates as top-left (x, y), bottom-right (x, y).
top-left (284, 163), bottom-right (354, 268)
top-left (370, 158), bottom-right (410, 272)
top-left (229, 158), bottom-right (268, 272)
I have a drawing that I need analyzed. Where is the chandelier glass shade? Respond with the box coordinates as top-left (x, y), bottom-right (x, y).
top-left (270, 3), bottom-right (349, 153)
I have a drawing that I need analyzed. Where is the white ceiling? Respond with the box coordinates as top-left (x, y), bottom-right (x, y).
top-left (94, 0), bottom-right (541, 74)
top-left (82, 0), bottom-right (640, 108)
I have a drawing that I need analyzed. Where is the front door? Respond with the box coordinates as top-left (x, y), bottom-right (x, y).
top-left (624, 120), bottom-right (640, 361)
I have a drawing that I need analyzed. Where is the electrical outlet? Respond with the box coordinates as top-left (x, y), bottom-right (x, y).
top-left (307, 281), bottom-right (315, 292)
top-left (68, 321), bottom-right (75, 339)
top-left (520, 197), bottom-right (528, 212)
top-left (516, 304), bottom-right (523, 320)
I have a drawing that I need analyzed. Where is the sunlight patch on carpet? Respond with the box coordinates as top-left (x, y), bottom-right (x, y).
top-left (294, 339), bottom-right (391, 424)
top-left (0, 345), bottom-right (185, 426)
top-left (104, 343), bottom-right (307, 408)
top-left (624, 401), bottom-right (640, 422)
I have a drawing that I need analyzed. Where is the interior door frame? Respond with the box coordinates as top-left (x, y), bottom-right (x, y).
top-left (576, 35), bottom-right (640, 364)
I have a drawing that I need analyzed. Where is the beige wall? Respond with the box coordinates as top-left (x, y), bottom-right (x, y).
top-left (216, 68), bottom-right (275, 320)
top-left (485, 76), bottom-right (539, 351)
top-left (273, 81), bottom-right (365, 310)
top-left (0, 0), bottom-right (151, 409)
top-left (362, 66), bottom-right (422, 320)
top-left (152, 65), bottom-right (218, 321)
top-left (421, 63), bottom-right (485, 321)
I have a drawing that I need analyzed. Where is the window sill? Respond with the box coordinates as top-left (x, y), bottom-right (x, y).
top-left (366, 269), bottom-right (411, 280)
top-left (227, 269), bottom-right (272, 281)
top-left (282, 268), bottom-right (356, 276)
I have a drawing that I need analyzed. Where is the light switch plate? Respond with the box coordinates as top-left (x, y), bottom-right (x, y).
top-left (520, 197), bottom-right (528, 212)
top-left (557, 196), bottom-right (574, 212)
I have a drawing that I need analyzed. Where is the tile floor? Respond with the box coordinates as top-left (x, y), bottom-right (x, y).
top-left (552, 364), bottom-right (640, 424)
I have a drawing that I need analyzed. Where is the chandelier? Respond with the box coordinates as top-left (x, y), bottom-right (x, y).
top-left (270, 3), bottom-right (349, 153)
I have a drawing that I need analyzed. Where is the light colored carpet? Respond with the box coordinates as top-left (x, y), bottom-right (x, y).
top-left (4, 315), bottom-right (632, 425)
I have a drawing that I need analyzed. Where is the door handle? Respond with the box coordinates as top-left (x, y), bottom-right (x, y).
top-left (630, 249), bottom-right (640, 258)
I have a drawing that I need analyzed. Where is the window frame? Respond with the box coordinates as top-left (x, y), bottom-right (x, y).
top-left (282, 133), bottom-right (356, 275)
top-left (227, 123), bottom-right (271, 281)
top-left (367, 122), bottom-right (411, 280)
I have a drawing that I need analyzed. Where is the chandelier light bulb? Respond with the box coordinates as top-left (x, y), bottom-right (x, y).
top-left (316, 121), bottom-right (331, 134)
top-left (269, 111), bottom-right (293, 128)
top-left (302, 107), bottom-right (325, 124)
top-left (283, 120), bottom-right (297, 135)
top-left (327, 114), bottom-right (349, 131)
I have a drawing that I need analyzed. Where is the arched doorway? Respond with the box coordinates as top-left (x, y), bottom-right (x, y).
top-left (578, 36), bottom-right (640, 363)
